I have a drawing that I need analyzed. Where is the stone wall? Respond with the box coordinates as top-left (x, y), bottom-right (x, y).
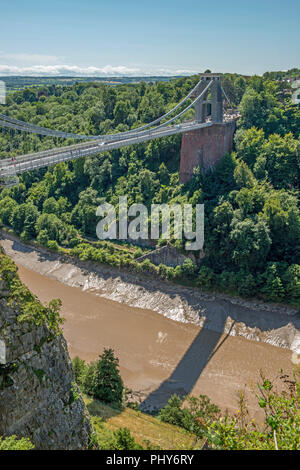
top-left (137, 244), bottom-right (201, 268)
top-left (0, 251), bottom-right (91, 450)
top-left (179, 120), bottom-right (237, 183)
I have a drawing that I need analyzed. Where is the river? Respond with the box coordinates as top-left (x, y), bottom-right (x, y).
top-left (1, 234), bottom-right (299, 417)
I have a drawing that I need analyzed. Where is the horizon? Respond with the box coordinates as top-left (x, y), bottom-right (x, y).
top-left (1, 68), bottom-right (299, 79)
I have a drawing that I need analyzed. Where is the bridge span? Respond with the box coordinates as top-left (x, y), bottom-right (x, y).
top-left (1, 121), bottom-right (214, 176)
top-left (0, 74), bottom-right (238, 185)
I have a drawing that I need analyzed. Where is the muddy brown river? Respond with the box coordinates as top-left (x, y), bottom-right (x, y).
top-left (1, 234), bottom-right (299, 418)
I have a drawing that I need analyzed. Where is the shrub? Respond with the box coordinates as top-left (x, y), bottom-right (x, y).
top-left (140, 259), bottom-right (157, 274)
top-left (236, 271), bottom-right (257, 297)
top-left (72, 356), bottom-right (87, 386)
top-left (47, 240), bottom-right (59, 251)
top-left (133, 247), bottom-right (143, 259)
top-left (36, 229), bottom-right (49, 247)
top-left (159, 394), bottom-right (220, 438)
top-left (69, 237), bottom-right (80, 248)
top-left (112, 427), bottom-right (143, 450)
top-left (181, 258), bottom-right (198, 278)
top-left (0, 435), bottom-right (34, 450)
top-left (158, 263), bottom-right (168, 278)
top-left (206, 374), bottom-right (300, 450)
top-left (261, 263), bottom-right (285, 301)
top-left (93, 418), bottom-right (143, 450)
top-left (197, 266), bottom-right (215, 289)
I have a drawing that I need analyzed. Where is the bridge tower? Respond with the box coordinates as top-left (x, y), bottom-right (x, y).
top-left (194, 73), bottom-right (223, 123)
top-left (179, 73), bottom-right (236, 183)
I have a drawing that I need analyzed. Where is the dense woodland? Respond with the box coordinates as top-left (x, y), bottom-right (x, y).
top-left (0, 72), bottom-right (299, 306)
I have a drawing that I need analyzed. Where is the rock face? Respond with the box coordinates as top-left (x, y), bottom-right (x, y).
top-left (0, 250), bottom-right (91, 449)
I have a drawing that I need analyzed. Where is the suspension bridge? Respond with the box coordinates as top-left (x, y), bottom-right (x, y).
top-left (0, 74), bottom-right (238, 186)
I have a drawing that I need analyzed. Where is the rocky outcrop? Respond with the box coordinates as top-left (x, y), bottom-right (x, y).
top-left (0, 249), bottom-right (91, 449)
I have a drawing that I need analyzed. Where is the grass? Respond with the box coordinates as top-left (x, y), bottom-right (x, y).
top-left (83, 395), bottom-right (201, 450)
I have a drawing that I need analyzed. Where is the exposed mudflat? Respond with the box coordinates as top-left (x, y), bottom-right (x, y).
top-left (1, 233), bottom-right (300, 416)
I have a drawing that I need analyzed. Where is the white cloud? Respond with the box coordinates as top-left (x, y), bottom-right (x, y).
top-left (0, 63), bottom-right (197, 77)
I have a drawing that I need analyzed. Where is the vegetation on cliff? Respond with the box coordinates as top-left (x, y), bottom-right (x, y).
top-left (0, 248), bottom-right (63, 334)
top-left (0, 435), bottom-right (34, 450)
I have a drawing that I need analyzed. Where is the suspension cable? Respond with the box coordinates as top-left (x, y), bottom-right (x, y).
top-left (0, 78), bottom-right (203, 141)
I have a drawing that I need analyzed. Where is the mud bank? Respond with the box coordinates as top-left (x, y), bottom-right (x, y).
top-left (1, 233), bottom-right (299, 415)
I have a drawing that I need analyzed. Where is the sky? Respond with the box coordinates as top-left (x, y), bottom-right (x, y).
top-left (0, 0), bottom-right (299, 77)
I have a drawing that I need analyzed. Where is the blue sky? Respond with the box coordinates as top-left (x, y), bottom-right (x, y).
top-left (0, 0), bottom-right (299, 76)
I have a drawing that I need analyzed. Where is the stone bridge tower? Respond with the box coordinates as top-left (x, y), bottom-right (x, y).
top-left (179, 73), bottom-right (236, 183)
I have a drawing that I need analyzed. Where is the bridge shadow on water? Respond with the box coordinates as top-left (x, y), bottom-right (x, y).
top-left (140, 318), bottom-right (235, 412)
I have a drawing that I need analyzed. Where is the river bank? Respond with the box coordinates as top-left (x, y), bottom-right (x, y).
top-left (1, 232), bottom-right (300, 415)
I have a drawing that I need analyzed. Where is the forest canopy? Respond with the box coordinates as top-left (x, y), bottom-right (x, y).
top-left (0, 72), bottom-right (299, 306)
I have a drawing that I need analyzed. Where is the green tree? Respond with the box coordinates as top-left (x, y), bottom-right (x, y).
top-left (261, 263), bottom-right (285, 301)
top-left (72, 356), bottom-right (87, 386)
top-left (234, 161), bottom-right (256, 188)
top-left (93, 348), bottom-right (124, 406)
top-left (0, 196), bottom-right (18, 226)
top-left (230, 218), bottom-right (271, 271)
top-left (114, 100), bottom-right (131, 125)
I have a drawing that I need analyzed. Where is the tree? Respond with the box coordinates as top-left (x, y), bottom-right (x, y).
top-left (234, 161), bottom-right (256, 188)
top-left (43, 197), bottom-right (59, 215)
top-left (23, 203), bottom-right (40, 238)
top-left (72, 356), bottom-right (87, 386)
top-left (230, 218), bottom-right (271, 271)
top-left (10, 203), bottom-right (27, 234)
top-left (71, 188), bottom-right (102, 235)
top-left (83, 361), bottom-right (98, 396)
top-left (158, 162), bottom-right (170, 185)
top-left (114, 100), bottom-right (131, 125)
top-left (235, 127), bottom-right (265, 168)
top-left (0, 196), bottom-right (18, 226)
top-left (262, 133), bottom-right (300, 189)
top-left (261, 263), bottom-right (285, 301)
top-left (159, 393), bottom-right (220, 438)
top-left (234, 76), bottom-right (246, 103)
top-left (93, 348), bottom-right (123, 406)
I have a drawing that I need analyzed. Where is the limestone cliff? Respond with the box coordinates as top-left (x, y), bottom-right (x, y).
top-left (0, 248), bottom-right (91, 449)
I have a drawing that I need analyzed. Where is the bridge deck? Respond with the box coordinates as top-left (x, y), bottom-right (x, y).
top-left (0, 121), bottom-right (218, 176)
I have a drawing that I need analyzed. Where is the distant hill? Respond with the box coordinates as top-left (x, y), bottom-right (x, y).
top-left (0, 75), bottom-right (180, 93)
